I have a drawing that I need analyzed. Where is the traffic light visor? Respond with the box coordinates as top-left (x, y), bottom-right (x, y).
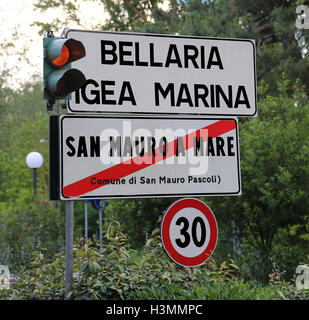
top-left (47, 69), bottom-right (86, 98)
top-left (54, 69), bottom-right (86, 97)
top-left (66, 38), bottom-right (86, 63)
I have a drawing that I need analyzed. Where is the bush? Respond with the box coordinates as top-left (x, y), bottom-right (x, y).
top-left (1, 218), bottom-right (306, 300)
top-left (0, 201), bottom-right (63, 274)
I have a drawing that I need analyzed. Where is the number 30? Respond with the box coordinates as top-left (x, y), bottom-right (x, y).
top-left (175, 216), bottom-right (206, 248)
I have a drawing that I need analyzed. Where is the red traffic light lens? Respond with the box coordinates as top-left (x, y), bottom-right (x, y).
top-left (52, 45), bottom-right (69, 66)
top-left (48, 39), bottom-right (86, 67)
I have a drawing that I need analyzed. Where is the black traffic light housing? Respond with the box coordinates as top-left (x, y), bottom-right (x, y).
top-left (43, 33), bottom-right (86, 110)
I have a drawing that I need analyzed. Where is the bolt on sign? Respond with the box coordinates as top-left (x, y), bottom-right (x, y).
top-left (63, 29), bottom-right (257, 117)
top-left (49, 115), bottom-right (241, 200)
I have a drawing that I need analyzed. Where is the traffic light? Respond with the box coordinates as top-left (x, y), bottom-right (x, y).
top-left (43, 37), bottom-right (86, 105)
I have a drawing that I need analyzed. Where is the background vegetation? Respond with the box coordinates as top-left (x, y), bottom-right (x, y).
top-left (0, 0), bottom-right (308, 299)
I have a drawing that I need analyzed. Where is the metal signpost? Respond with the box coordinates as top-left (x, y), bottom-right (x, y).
top-left (84, 200), bottom-right (88, 240)
top-left (45, 28), bottom-right (257, 300)
top-left (64, 200), bottom-right (74, 299)
top-left (91, 199), bottom-right (109, 249)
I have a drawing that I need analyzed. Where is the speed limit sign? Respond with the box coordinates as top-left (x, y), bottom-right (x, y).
top-left (161, 198), bottom-right (218, 267)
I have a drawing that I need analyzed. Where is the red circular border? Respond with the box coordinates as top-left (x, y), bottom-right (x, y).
top-left (161, 198), bottom-right (218, 267)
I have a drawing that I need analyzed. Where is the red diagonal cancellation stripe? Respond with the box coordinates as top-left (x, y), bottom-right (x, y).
top-left (62, 120), bottom-right (236, 197)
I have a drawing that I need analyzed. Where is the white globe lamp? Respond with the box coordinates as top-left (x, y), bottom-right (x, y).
top-left (26, 152), bottom-right (43, 198)
top-left (26, 152), bottom-right (43, 169)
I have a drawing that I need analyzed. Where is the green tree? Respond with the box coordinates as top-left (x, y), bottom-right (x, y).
top-left (0, 82), bottom-right (64, 272)
top-left (105, 198), bottom-right (171, 247)
top-left (212, 76), bottom-right (309, 280)
top-left (33, 0), bottom-right (309, 94)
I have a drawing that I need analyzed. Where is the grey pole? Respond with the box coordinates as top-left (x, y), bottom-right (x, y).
top-left (33, 168), bottom-right (37, 198)
top-left (84, 201), bottom-right (88, 241)
top-left (232, 220), bottom-right (236, 253)
top-left (65, 200), bottom-right (74, 300)
top-left (99, 208), bottom-right (102, 250)
top-left (56, 101), bottom-right (61, 227)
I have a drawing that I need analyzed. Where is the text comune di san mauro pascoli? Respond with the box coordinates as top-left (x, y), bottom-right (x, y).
top-left (89, 175), bottom-right (221, 186)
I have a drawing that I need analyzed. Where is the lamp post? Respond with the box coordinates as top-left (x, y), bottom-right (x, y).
top-left (26, 152), bottom-right (43, 198)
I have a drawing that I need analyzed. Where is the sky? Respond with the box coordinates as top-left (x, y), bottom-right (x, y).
top-left (0, 0), bottom-right (170, 89)
top-left (0, 0), bottom-right (107, 88)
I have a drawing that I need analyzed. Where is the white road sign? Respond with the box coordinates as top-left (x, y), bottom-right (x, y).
top-left (161, 198), bottom-right (218, 267)
top-left (64, 29), bottom-right (257, 117)
top-left (50, 115), bottom-right (241, 200)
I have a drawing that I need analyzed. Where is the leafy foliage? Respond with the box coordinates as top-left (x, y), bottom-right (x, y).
top-left (210, 76), bottom-right (309, 281)
top-left (2, 218), bottom-right (305, 300)
top-left (0, 82), bottom-right (64, 273)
